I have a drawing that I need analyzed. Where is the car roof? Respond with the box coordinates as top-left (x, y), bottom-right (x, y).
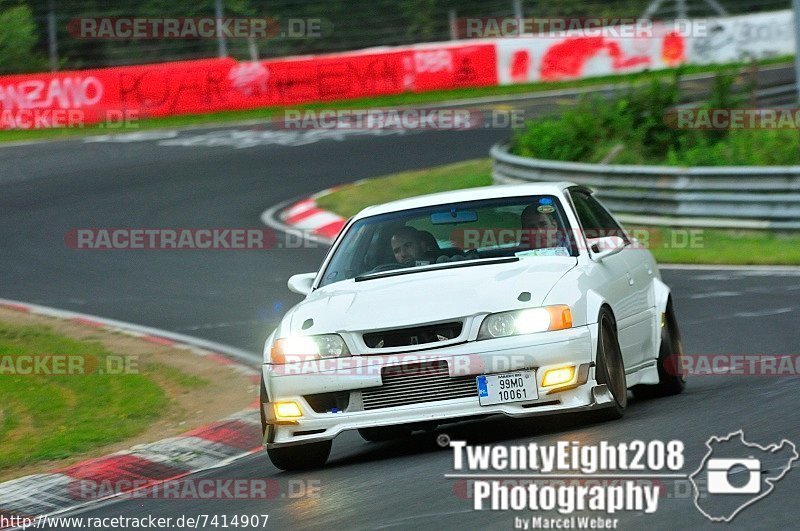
top-left (353, 181), bottom-right (580, 219)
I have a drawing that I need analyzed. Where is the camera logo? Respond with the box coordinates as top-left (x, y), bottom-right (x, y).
top-left (706, 458), bottom-right (761, 494)
top-left (690, 430), bottom-right (798, 522)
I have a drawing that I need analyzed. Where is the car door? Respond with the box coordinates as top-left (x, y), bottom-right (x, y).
top-left (581, 191), bottom-right (655, 366)
top-left (569, 189), bottom-right (644, 368)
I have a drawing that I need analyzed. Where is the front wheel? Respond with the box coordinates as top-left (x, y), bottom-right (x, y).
top-left (593, 308), bottom-right (627, 421)
top-left (633, 298), bottom-right (686, 399)
top-left (267, 440), bottom-right (331, 471)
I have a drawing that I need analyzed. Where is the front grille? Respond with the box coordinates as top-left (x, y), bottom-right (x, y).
top-left (361, 361), bottom-right (477, 410)
top-left (363, 322), bottom-right (462, 349)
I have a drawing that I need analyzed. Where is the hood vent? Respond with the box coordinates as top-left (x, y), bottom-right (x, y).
top-left (363, 321), bottom-right (463, 349)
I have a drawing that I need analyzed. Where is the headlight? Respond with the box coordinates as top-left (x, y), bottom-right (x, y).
top-left (270, 334), bottom-right (350, 364)
top-left (478, 305), bottom-right (573, 340)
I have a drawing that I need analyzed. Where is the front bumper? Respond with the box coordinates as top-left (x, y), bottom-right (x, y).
top-left (262, 325), bottom-right (602, 448)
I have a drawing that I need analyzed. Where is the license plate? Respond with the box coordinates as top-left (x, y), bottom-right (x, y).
top-left (476, 370), bottom-right (538, 406)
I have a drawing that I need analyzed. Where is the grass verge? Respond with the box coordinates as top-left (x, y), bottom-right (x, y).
top-left (0, 322), bottom-right (168, 469)
top-left (0, 306), bottom-right (255, 483)
top-left (0, 57), bottom-right (791, 144)
top-left (317, 159), bottom-right (493, 217)
top-left (315, 159), bottom-right (800, 265)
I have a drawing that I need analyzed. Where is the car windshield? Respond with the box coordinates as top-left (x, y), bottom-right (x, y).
top-left (318, 195), bottom-right (576, 287)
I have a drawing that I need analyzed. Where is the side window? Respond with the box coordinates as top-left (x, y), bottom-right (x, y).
top-left (570, 191), bottom-right (628, 242)
top-left (570, 192), bottom-right (602, 232)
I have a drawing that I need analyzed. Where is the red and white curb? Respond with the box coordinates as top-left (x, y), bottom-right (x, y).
top-left (261, 186), bottom-right (351, 244)
top-left (0, 299), bottom-right (264, 525)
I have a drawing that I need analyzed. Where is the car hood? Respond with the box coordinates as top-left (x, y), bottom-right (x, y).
top-left (285, 257), bottom-right (578, 335)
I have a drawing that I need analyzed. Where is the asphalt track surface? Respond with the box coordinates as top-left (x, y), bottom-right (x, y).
top-left (1, 67), bottom-right (799, 529)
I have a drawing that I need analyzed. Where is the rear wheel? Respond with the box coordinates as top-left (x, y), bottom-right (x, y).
top-left (267, 440), bottom-right (332, 471)
top-left (593, 308), bottom-right (627, 421)
top-left (633, 298), bottom-right (686, 399)
top-left (358, 426), bottom-right (412, 442)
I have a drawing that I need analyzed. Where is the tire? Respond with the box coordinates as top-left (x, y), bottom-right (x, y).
top-left (358, 426), bottom-right (412, 442)
top-left (633, 298), bottom-right (687, 399)
top-left (259, 379), bottom-right (268, 438)
top-left (593, 308), bottom-right (627, 421)
top-left (268, 440), bottom-right (332, 471)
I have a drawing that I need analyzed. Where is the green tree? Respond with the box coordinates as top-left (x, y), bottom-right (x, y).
top-left (0, 3), bottom-right (45, 74)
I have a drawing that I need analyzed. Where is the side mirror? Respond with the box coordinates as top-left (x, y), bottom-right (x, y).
top-left (287, 272), bottom-right (316, 295)
top-left (589, 236), bottom-right (626, 262)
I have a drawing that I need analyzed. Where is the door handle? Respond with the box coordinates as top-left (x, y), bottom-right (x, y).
top-left (626, 272), bottom-right (634, 285)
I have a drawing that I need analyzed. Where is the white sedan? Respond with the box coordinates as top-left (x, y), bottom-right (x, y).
top-left (260, 182), bottom-right (686, 470)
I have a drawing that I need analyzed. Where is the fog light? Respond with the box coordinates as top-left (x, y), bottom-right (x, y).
top-left (542, 366), bottom-right (575, 387)
top-left (274, 401), bottom-right (303, 419)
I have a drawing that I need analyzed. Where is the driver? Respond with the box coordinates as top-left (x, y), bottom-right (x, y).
top-left (390, 226), bottom-right (428, 266)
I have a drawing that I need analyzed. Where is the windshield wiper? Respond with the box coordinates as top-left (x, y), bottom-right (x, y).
top-left (354, 256), bottom-right (520, 282)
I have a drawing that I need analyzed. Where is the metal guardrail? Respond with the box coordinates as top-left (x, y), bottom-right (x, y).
top-left (491, 143), bottom-right (800, 230)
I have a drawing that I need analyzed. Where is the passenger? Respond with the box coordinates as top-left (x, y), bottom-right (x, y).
top-left (417, 230), bottom-right (440, 255)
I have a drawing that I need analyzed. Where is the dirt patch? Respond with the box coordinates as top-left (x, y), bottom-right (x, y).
top-left (0, 307), bottom-right (259, 482)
